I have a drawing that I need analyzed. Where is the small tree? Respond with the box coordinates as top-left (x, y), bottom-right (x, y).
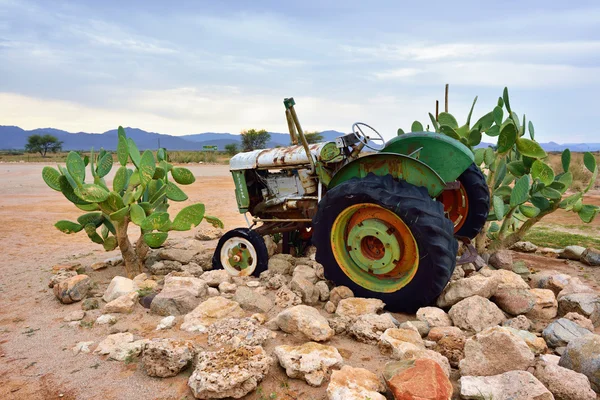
top-left (42, 126), bottom-right (222, 278)
top-left (403, 87), bottom-right (600, 251)
top-left (225, 143), bottom-right (239, 156)
top-left (303, 131), bottom-right (324, 144)
top-left (241, 129), bottom-right (271, 151)
top-left (25, 134), bottom-right (63, 156)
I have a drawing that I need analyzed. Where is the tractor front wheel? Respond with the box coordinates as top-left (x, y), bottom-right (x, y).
top-left (313, 173), bottom-right (457, 313)
top-left (212, 228), bottom-right (268, 277)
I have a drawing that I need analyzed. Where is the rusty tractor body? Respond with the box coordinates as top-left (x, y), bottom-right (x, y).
top-left (213, 98), bottom-right (489, 311)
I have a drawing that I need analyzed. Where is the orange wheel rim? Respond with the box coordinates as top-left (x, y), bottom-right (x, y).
top-left (438, 183), bottom-right (469, 233)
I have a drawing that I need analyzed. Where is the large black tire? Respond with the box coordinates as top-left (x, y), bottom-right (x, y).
top-left (212, 228), bottom-right (268, 277)
top-left (313, 174), bottom-right (457, 313)
top-left (454, 163), bottom-right (490, 239)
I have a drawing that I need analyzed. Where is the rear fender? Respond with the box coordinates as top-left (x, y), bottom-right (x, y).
top-left (328, 153), bottom-right (445, 197)
top-left (382, 132), bottom-right (474, 183)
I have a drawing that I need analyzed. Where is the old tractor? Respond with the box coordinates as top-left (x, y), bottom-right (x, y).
top-left (213, 98), bottom-right (489, 312)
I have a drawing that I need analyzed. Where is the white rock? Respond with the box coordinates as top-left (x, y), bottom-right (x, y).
top-left (349, 313), bottom-right (398, 344)
top-left (156, 316), bottom-right (176, 330)
top-left (104, 292), bottom-right (139, 314)
top-left (180, 296), bottom-right (244, 332)
top-left (188, 345), bottom-right (272, 399)
top-left (141, 338), bottom-right (195, 378)
top-left (64, 310), bottom-right (86, 322)
top-left (416, 307), bottom-right (452, 327)
top-left (96, 314), bottom-right (117, 325)
top-left (274, 342), bottom-right (343, 387)
top-left (201, 269), bottom-right (232, 287)
top-left (534, 353), bottom-right (597, 400)
top-left (103, 276), bottom-right (138, 303)
top-left (72, 341), bottom-right (94, 355)
top-left (436, 274), bottom-right (497, 308)
top-left (525, 288), bottom-right (558, 320)
top-left (94, 332), bottom-right (147, 361)
top-left (448, 296), bottom-right (506, 333)
top-left (326, 365), bottom-right (386, 400)
top-left (275, 305), bottom-right (334, 342)
top-left (335, 298), bottom-right (385, 320)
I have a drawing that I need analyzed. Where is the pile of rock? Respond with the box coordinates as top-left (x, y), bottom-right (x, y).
top-left (48, 239), bottom-right (600, 400)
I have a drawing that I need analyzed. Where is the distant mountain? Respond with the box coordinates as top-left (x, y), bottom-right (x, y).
top-left (2, 125), bottom-right (597, 152)
top-left (0, 126), bottom-right (346, 151)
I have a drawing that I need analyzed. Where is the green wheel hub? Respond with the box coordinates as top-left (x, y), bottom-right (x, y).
top-left (347, 219), bottom-right (401, 275)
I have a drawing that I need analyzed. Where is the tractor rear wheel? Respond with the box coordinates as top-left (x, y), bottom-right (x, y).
top-left (212, 228), bottom-right (268, 277)
top-left (313, 173), bottom-right (457, 312)
top-left (438, 163), bottom-right (489, 239)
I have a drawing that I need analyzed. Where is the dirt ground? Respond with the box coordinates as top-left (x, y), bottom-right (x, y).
top-left (0, 163), bottom-right (599, 400)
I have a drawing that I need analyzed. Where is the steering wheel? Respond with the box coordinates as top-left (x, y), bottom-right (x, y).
top-left (352, 122), bottom-right (386, 151)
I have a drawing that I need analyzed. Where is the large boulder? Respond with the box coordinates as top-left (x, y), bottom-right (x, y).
top-left (525, 288), bottom-right (558, 320)
top-left (104, 292), bottom-right (139, 314)
top-left (180, 297), bottom-right (244, 332)
top-left (559, 334), bottom-right (600, 392)
top-left (141, 339), bottom-right (195, 378)
top-left (558, 293), bottom-right (600, 327)
top-left (534, 354), bottom-right (597, 400)
top-left (233, 286), bottom-right (273, 313)
top-left (383, 359), bottom-right (453, 400)
top-left (448, 296), bottom-right (506, 333)
top-left (348, 313), bottom-right (398, 344)
top-left (188, 345), bottom-right (272, 399)
top-left (274, 305), bottom-right (334, 342)
top-left (274, 342), bottom-right (343, 387)
top-left (206, 318), bottom-right (273, 347)
top-left (326, 365), bottom-right (386, 400)
top-left (150, 276), bottom-right (208, 316)
top-left (103, 276), bottom-right (137, 303)
top-left (459, 326), bottom-right (535, 376)
top-left (53, 274), bottom-right (91, 304)
top-left (335, 298), bottom-right (385, 320)
top-left (416, 307), bottom-right (452, 327)
top-left (542, 318), bottom-right (593, 348)
top-left (436, 275), bottom-right (496, 308)
top-left (460, 371), bottom-right (553, 400)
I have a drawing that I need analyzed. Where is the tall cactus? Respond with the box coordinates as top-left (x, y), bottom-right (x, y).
top-left (401, 87), bottom-right (600, 250)
top-left (42, 126), bottom-right (222, 277)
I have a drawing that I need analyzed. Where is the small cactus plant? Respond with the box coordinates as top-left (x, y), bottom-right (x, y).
top-left (42, 126), bottom-right (222, 277)
top-left (402, 87), bottom-right (600, 250)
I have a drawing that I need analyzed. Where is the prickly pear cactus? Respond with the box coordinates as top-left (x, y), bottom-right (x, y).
top-left (42, 126), bottom-right (222, 277)
top-left (401, 87), bottom-right (600, 250)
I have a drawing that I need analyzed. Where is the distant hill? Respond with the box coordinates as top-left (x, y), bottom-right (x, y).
top-left (1, 125), bottom-right (598, 152)
top-left (0, 126), bottom-right (345, 151)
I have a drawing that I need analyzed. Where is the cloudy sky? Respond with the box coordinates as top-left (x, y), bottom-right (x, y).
top-left (1, 0), bottom-right (599, 142)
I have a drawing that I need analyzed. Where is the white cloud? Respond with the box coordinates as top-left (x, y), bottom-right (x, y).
top-left (374, 61), bottom-right (600, 88)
